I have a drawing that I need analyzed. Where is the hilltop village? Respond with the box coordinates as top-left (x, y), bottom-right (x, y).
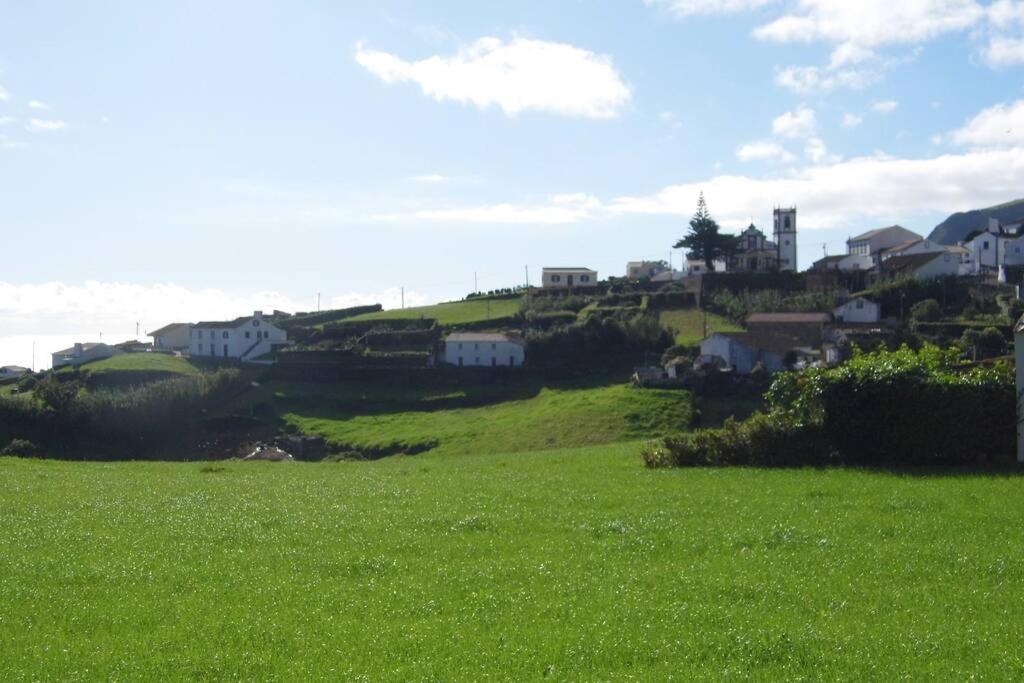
top-left (11, 200), bottom-right (1021, 381)
top-left (0, 197), bottom-right (1020, 464)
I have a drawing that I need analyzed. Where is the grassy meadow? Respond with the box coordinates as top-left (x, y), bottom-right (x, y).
top-left (659, 308), bottom-right (743, 346)
top-left (56, 353), bottom-right (200, 377)
top-left (347, 297), bottom-right (522, 325)
top-left (2, 447), bottom-right (1023, 679)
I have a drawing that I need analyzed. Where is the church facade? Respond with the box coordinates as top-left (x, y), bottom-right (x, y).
top-left (727, 207), bottom-right (798, 273)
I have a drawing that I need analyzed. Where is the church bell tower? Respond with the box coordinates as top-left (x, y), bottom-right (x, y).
top-left (773, 207), bottom-right (797, 272)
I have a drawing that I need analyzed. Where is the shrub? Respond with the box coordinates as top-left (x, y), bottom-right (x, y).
top-left (642, 413), bottom-right (831, 467)
top-left (910, 298), bottom-right (942, 322)
top-left (648, 345), bottom-right (1015, 468)
top-left (35, 375), bottom-right (81, 413)
top-left (16, 375), bottom-right (37, 392)
top-left (960, 326), bottom-right (1008, 359)
top-left (1, 438), bottom-right (39, 457)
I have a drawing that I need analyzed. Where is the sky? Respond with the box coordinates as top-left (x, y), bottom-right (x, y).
top-left (5, 0), bottom-right (1024, 367)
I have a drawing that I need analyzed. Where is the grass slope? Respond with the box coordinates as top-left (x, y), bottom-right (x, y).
top-left (2, 448), bottom-right (1023, 679)
top-left (659, 308), bottom-right (743, 345)
top-left (273, 379), bottom-right (692, 456)
top-left (56, 353), bottom-right (200, 377)
top-left (347, 297), bottom-right (522, 325)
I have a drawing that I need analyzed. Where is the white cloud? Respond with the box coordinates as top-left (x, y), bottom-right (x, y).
top-left (981, 35), bottom-right (1024, 66)
top-left (754, 0), bottom-right (985, 47)
top-left (988, 0), bottom-right (1024, 28)
top-left (0, 281), bottom-right (427, 369)
top-left (0, 116), bottom-right (16, 127)
top-left (948, 99), bottom-right (1024, 147)
top-left (643, 0), bottom-right (778, 17)
top-left (608, 146), bottom-right (1024, 232)
top-left (26, 118), bottom-right (66, 133)
top-left (872, 99), bottom-right (899, 113)
top-left (354, 37), bottom-right (631, 119)
top-left (736, 140), bottom-right (796, 163)
top-left (0, 85), bottom-right (8, 101)
top-left (27, 99), bottom-right (49, 110)
top-left (774, 64), bottom-right (879, 93)
top-left (828, 42), bottom-right (877, 68)
top-left (841, 113), bottom-right (863, 128)
top-left (772, 105), bottom-right (817, 138)
top-left (659, 110), bottom-right (682, 128)
top-left (804, 137), bottom-right (840, 164)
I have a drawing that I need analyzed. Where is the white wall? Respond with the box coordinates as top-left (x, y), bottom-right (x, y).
top-left (541, 270), bottom-right (598, 289)
top-left (153, 325), bottom-right (192, 350)
top-left (838, 254), bottom-right (874, 271)
top-left (915, 253), bottom-right (961, 279)
top-left (52, 343), bottom-right (121, 368)
top-left (189, 315), bottom-right (287, 360)
top-left (833, 298), bottom-right (880, 323)
top-left (445, 340), bottom-right (525, 367)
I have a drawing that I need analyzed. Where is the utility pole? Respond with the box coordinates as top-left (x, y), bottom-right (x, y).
top-left (136, 321), bottom-right (140, 339)
top-left (524, 265), bottom-right (529, 289)
top-left (317, 292), bottom-right (321, 313)
top-left (474, 272), bottom-right (478, 294)
top-left (31, 340), bottom-right (35, 372)
top-left (401, 287), bottom-right (405, 310)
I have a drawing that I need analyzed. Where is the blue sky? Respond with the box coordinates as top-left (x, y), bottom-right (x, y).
top-left (5, 0), bottom-right (1024, 366)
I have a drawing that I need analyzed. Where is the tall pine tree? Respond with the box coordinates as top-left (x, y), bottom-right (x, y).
top-left (673, 193), bottom-right (737, 272)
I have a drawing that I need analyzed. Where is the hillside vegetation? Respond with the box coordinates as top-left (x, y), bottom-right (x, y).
top-left (347, 297), bottom-right (522, 325)
top-left (265, 378), bottom-right (692, 456)
top-left (56, 353), bottom-right (200, 377)
top-left (2, 447), bottom-right (1023, 679)
top-left (659, 308), bottom-right (742, 345)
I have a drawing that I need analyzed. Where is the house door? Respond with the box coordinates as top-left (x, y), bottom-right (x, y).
top-left (567, 274), bottom-right (574, 287)
top-left (223, 344), bottom-right (229, 357)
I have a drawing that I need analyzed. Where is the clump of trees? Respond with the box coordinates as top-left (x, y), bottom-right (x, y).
top-left (644, 344), bottom-right (1013, 468)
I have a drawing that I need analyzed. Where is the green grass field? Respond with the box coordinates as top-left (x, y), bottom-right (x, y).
top-left (56, 353), bottom-right (200, 377)
top-left (660, 308), bottom-right (743, 345)
top-left (269, 378), bottom-right (692, 456)
top-left (346, 297), bottom-right (522, 325)
top-left (2, 447), bottom-right (1023, 679)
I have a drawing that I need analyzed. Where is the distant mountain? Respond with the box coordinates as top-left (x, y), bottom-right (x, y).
top-left (928, 198), bottom-right (1024, 244)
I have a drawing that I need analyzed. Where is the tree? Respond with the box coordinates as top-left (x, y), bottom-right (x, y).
top-left (673, 193), bottom-right (737, 272)
top-left (910, 298), bottom-right (942, 323)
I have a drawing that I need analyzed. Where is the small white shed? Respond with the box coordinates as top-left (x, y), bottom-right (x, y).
top-left (833, 297), bottom-right (880, 324)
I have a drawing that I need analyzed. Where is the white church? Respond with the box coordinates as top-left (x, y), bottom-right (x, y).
top-left (726, 207), bottom-right (798, 273)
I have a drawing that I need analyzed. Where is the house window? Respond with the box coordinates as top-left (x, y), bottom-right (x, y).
top-left (510, 356), bottom-right (515, 366)
top-left (491, 343), bottom-right (497, 350)
top-left (474, 343), bottom-right (479, 350)
top-left (580, 275), bottom-right (590, 282)
top-left (491, 358), bottom-right (497, 367)
top-left (198, 343), bottom-right (203, 352)
top-left (264, 331), bottom-right (270, 339)
top-left (784, 216), bottom-right (791, 229)
top-left (458, 343), bottom-right (463, 350)
top-left (222, 331), bottom-right (229, 339)
top-left (856, 300), bottom-right (864, 309)
top-left (253, 320), bottom-right (261, 327)
top-left (245, 331), bottom-right (251, 339)
top-left (984, 241), bottom-right (990, 250)
top-left (475, 357), bottom-right (480, 365)
top-left (458, 357), bottom-right (463, 367)
top-left (197, 330), bottom-right (203, 339)
top-left (551, 274), bottom-right (562, 283)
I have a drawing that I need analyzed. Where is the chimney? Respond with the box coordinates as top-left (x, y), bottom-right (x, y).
top-left (254, 310), bottom-right (263, 319)
top-left (74, 343), bottom-right (83, 355)
top-left (989, 217), bottom-right (1001, 234)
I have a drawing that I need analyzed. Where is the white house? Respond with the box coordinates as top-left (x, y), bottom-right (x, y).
top-left (879, 238), bottom-right (948, 262)
top-left (833, 297), bottom-right (880, 324)
top-left (847, 225), bottom-right (923, 262)
top-left (189, 311), bottom-right (288, 362)
top-left (626, 261), bottom-right (669, 280)
top-left (541, 267), bottom-right (598, 290)
top-left (698, 332), bottom-right (787, 374)
top-left (0, 365), bottom-right (30, 379)
top-left (444, 332), bottom-right (526, 368)
top-left (877, 252), bottom-right (960, 281)
top-left (51, 342), bottom-right (122, 368)
top-left (837, 253), bottom-right (875, 272)
top-left (148, 323), bottom-right (193, 351)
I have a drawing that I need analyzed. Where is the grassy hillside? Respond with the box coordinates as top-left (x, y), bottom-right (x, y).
top-left (56, 353), bottom-right (200, 377)
top-left (268, 378), bottom-right (692, 456)
top-left (347, 297), bottom-right (522, 325)
top-left (659, 308), bottom-right (743, 345)
top-left (2, 448), bottom-right (1023, 679)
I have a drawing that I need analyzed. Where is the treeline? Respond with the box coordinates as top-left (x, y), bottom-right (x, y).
top-left (644, 345), bottom-right (1014, 468)
top-left (0, 369), bottom-right (248, 459)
